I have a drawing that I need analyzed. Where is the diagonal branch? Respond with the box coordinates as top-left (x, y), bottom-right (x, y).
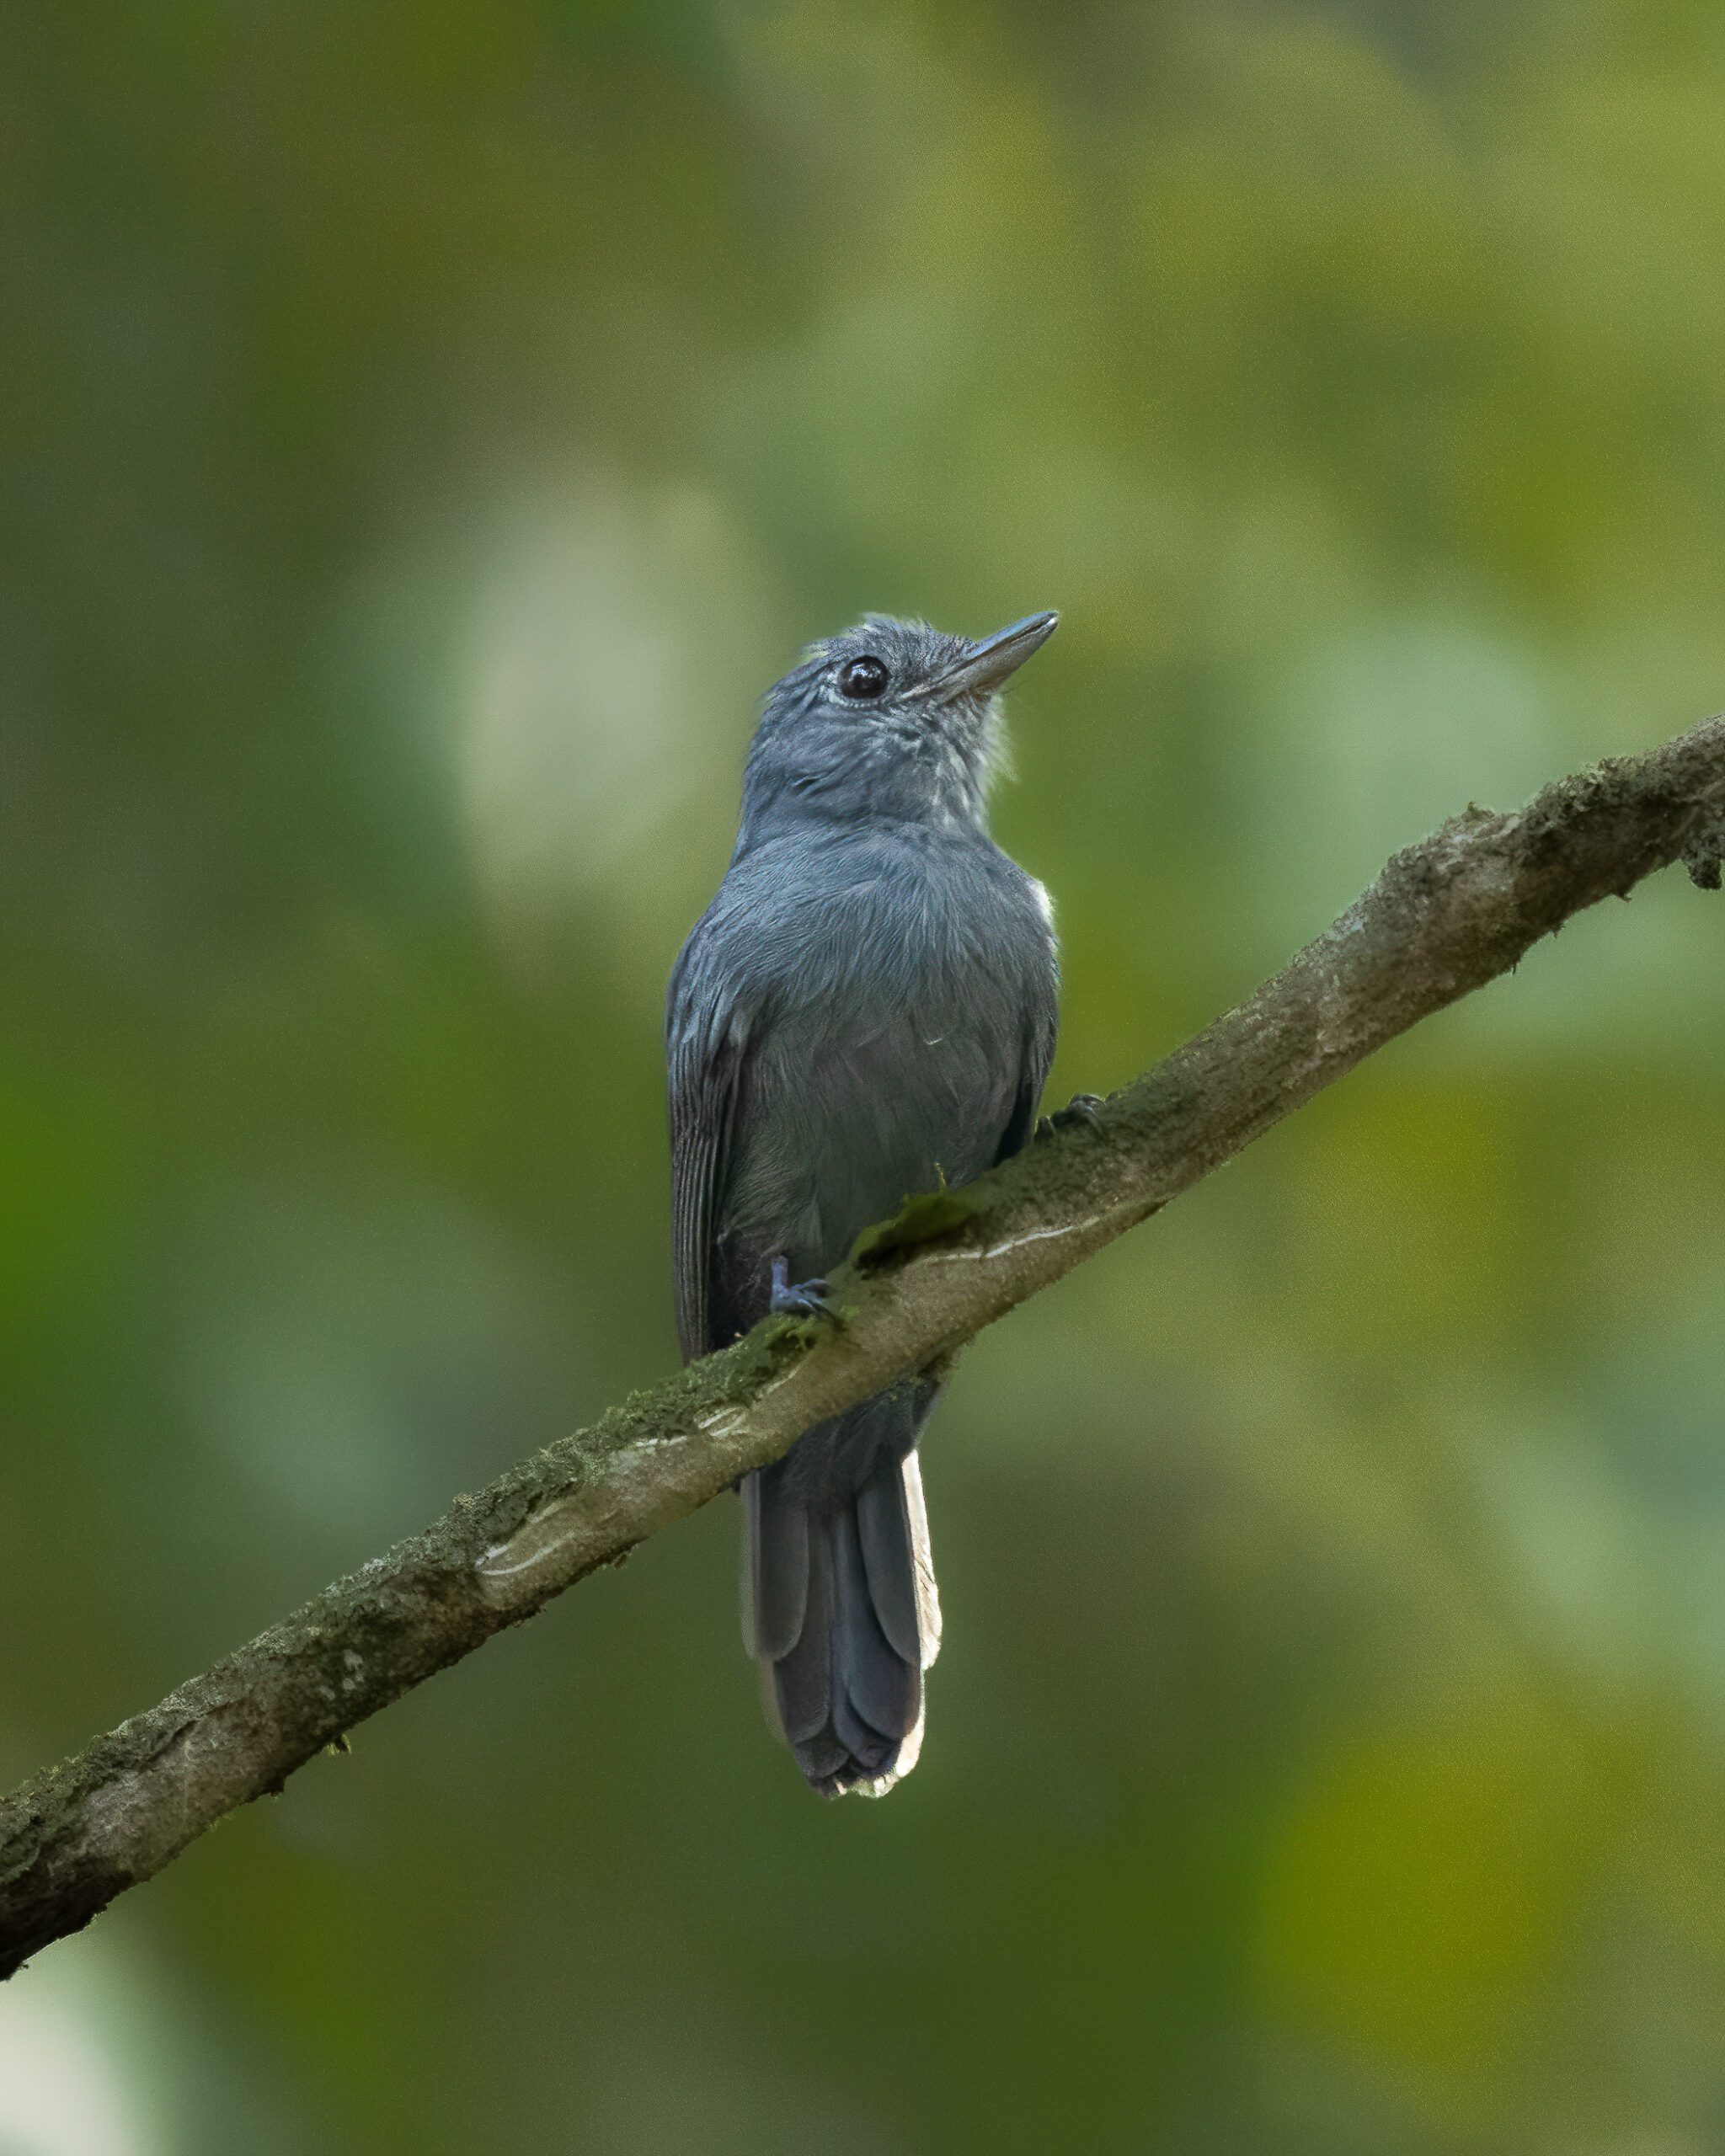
top-left (3, 718), bottom-right (1723, 1977)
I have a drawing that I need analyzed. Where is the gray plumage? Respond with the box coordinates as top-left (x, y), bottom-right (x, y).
top-left (666, 611), bottom-right (1060, 1796)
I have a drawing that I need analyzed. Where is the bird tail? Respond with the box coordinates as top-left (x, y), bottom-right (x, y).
top-left (742, 1442), bottom-right (941, 1799)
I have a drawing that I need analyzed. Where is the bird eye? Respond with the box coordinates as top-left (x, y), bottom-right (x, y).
top-left (836, 654), bottom-right (890, 702)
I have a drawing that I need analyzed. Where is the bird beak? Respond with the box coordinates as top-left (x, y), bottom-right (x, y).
top-left (932, 611), bottom-right (1060, 702)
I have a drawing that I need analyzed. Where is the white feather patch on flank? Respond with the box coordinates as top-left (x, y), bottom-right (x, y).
top-left (1028, 877), bottom-right (1055, 931)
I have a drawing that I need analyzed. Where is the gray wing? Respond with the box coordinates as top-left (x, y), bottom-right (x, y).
top-left (666, 922), bottom-right (755, 1363)
top-left (994, 948), bottom-right (1060, 1165)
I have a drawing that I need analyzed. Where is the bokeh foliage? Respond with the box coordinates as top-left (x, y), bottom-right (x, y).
top-left (5, 1), bottom-right (1725, 2149)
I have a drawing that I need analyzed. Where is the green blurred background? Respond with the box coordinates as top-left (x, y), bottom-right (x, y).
top-left (5, 2), bottom-right (1725, 2149)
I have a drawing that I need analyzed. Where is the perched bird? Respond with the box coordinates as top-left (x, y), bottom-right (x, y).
top-left (666, 611), bottom-right (1061, 1796)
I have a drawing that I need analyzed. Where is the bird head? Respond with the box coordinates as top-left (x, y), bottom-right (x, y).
top-left (738, 611), bottom-right (1058, 845)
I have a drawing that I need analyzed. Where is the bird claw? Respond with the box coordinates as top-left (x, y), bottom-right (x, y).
top-left (770, 1258), bottom-right (836, 1321)
top-left (1035, 1092), bottom-right (1105, 1141)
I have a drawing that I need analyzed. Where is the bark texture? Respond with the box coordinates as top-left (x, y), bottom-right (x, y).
top-left (3, 716), bottom-right (1722, 1976)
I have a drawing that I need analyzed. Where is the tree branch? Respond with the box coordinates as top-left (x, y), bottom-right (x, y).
top-left (3, 717), bottom-right (1723, 1977)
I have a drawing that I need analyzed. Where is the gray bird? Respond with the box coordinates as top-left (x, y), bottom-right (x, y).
top-left (666, 611), bottom-right (1060, 1796)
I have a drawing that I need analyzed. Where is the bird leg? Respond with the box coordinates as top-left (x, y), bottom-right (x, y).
top-left (1035, 1091), bottom-right (1105, 1141)
top-left (769, 1256), bottom-right (836, 1320)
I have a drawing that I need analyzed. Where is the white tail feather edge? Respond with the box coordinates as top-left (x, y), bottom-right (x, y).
top-left (903, 1449), bottom-right (942, 1669)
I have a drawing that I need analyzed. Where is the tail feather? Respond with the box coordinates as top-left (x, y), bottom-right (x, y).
top-left (853, 1469), bottom-right (920, 1667)
top-left (901, 1449), bottom-right (943, 1668)
top-left (743, 1474), bottom-right (807, 1662)
top-left (744, 1446), bottom-right (935, 1798)
top-left (761, 1518), bottom-right (830, 1743)
top-left (832, 1504), bottom-right (919, 1742)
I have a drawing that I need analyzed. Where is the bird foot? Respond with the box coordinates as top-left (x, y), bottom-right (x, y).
top-left (1035, 1092), bottom-right (1105, 1142)
top-left (770, 1257), bottom-right (836, 1321)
